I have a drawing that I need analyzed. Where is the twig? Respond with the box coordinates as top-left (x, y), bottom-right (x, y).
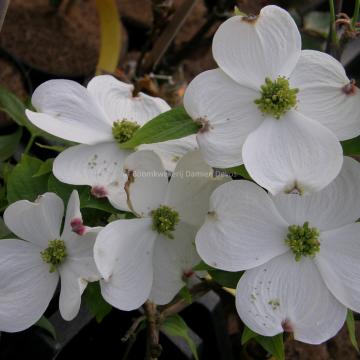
top-left (159, 280), bottom-right (213, 320)
top-left (121, 322), bottom-right (145, 360)
top-left (144, 301), bottom-right (162, 360)
top-left (121, 315), bottom-right (146, 342)
top-left (169, 11), bottom-right (218, 66)
top-left (140, 0), bottom-right (199, 74)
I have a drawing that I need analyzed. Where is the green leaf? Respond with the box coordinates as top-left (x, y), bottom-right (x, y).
top-left (84, 282), bottom-right (112, 323)
top-left (35, 316), bottom-right (57, 339)
top-left (0, 217), bottom-right (11, 239)
top-left (0, 86), bottom-right (28, 126)
top-left (7, 155), bottom-right (50, 203)
top-left (224, 164), bottom-right (252, 180)
top-left (33, 158), bottom-right (53, 177)
top-left (1, 162), bottom-right (13, 183)
top-left (48, 174), bottom-right (120, 213)
top-left (0, 88), bottom-right (60, 139)
top-left (161, 314), bottom-right (199, 360)
top-left (241, 325), bottom-right (258, 345)
top-left (120, 106), bottom-right (200, 149)
top-left (301, 33), bottom-right (325, 51)
top-left (241, 327), bottom-right (284, 360)
top-left (255, 334), bottom-right (285, 360)
top-left (347, 310), bottom-right (359, 352)
top-left (341, 136), bottom-right (360, 156)
top-left (0, 127), bottom-right (22, 161)
top-left (192, 260), bottom-right (214, 272)
top-left (179, 286), bottom-right (192, 304)
top-left (208, 269), bottom-right (243, 289)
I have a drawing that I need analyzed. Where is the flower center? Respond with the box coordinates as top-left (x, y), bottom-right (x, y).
top-left (112, 119), bottom-right (140, 144)
top-left (151, 205), bottom-right (179, 239)
top-left (285, 222), bottom-right (320, 261)
top-left (255, 77), bottom-right (299, 119)
top-left (41, 239), bottom-right (67, 272)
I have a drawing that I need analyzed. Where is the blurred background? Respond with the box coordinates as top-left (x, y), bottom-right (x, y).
top-left (0, 0), bottom-right (360, 359)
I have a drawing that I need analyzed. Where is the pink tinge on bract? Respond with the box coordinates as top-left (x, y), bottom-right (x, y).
top-left (281, 318), bottom-right (294, 333)
top-left (182, 269), bottom-right (195, 282)
top-left (91, 185), bottom-right (108, 198)
top-left (342, 79), bottom-right (357, 96)
top-left (70, 218), bottom-right (86, 235)
top-left (183, 269), bottom-right (195, 279)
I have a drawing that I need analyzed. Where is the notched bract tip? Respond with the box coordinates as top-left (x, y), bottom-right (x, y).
top-left (197, 117), bottom-right (213, 134)
top-left (242, 14), bottom-right (258, 24)
top-left (70, 218), bottom-right (86, 235)
top-left (342, 79), bottom-right (357, 96)
top-left (281, 319), bottom-right (294, 333)
top-left (91, 185), bottom-right (108, 198)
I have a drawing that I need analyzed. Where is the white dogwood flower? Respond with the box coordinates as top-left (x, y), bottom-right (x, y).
top-left (26, 75), bottom-right (197, 210)
top-left (184, 5), bottom-right (360, 195)
top-left (196, 157), bottom-right (360, 344)
top-left (0, 191), bottom-right (100, 332)
top-left (94, 150), bottom-right (228, 309)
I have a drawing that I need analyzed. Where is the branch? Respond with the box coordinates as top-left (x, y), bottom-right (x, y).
top-left (144, 301), bottom-right (162, 360)
top-left (159, 279), bottom-right (214, 320)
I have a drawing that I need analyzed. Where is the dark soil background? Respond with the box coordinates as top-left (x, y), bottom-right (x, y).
top-left (0, 0), bottom-right (360, 359)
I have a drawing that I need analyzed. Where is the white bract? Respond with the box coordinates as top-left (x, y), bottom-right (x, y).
top-left (196, 157), bottom-right (360, 344)
top-left (94, 150), bottom-right (228, 309)
top-left (184, 5), bottom-right (360, 195)
top-left (26, 75), bottom-right (197, 210)
top-left (0, 191), bottom-right (100, 332)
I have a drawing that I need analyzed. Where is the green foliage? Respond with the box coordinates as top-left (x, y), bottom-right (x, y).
top-left (179, 286), bottom-right (192, 304)
top-left (35, 316), bottom-right (57, 339)
top-left (341, 136), bottom-right (360, 156)
top-left (192, 261), bottom-right (243, 288)
top-left (242, 326), bottom-right (285, 360)
top-left (346, 310), bottom-right (359, 352)
top-left (7, 155), bottom-right (50, 203)
top-left (84, 282), bottom-right (112, 323)
top-left (33, 158), bottom-right (54, 177)
top-left (161, 314), bottom-right (199, 360)
top-left (208, 269), bottom-right (243, 289)
top-left (1, 162), bottom-right (14, 183)
top-left (0, 128), bottom-right (22, 161)
top-left (224, 164), bottom-right (252, 180)
top-left (192, 260), bottom-right (214, 272)
top-left (256, 333), bottom-right (285, 360)
top-left (0, 217), bottom-right (11, 239)
top-left (241, 326), bottom-right (257, 345)
top-left (119, 106), bottom-right (200, 149)
top-left (0, 86), bottom-right (28, 126)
